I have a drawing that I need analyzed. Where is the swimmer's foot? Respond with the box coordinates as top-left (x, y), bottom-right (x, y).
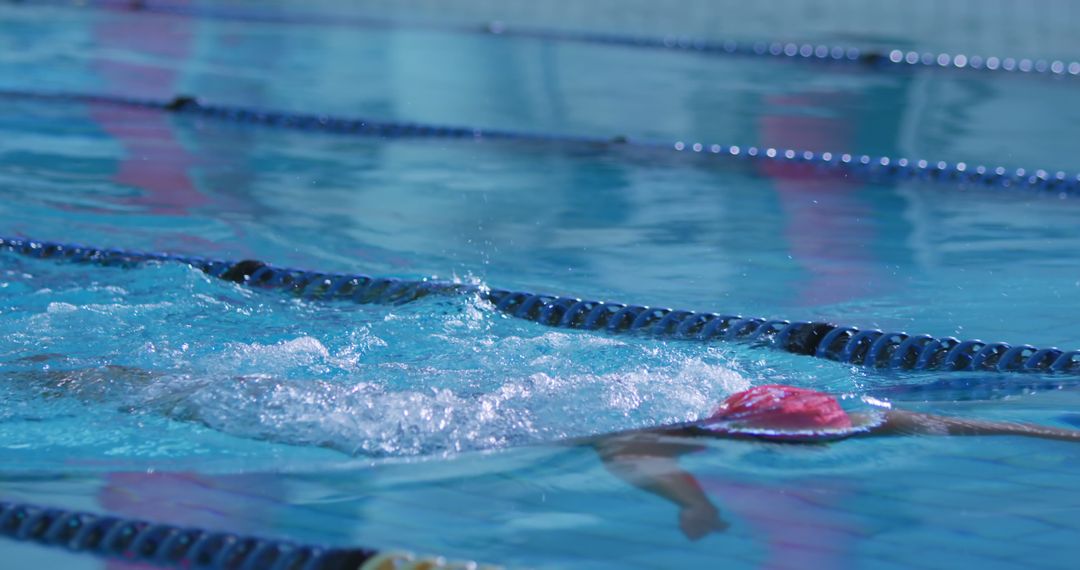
top-left (679, 504), bottom-right (729, 540)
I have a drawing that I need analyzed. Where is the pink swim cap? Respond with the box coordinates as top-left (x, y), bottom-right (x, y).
top-left (709, 385), bottom-right (853, 432)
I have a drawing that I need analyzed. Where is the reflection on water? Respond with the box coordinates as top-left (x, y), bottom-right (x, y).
top-left (4, 3), bottom-right (1080, 569)
top-left (5, 108), bottom-right (1080, 340)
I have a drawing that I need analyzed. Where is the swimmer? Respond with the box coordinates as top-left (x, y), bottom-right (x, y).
top-left (585, 384), bottom-right (1080, 540)
top-left (9, 357), bottom-right (1079, 539)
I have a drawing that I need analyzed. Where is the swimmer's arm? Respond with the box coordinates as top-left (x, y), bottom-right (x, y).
top-left (868, 410), bottom-right (1080, 442)
top-left (591, 431), bottom-right (728, 539)
top-left (592, 432), bottom-right (707, 509)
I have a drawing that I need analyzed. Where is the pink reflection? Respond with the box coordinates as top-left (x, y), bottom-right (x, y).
top-left (98, 471), bottom-right (282, 569)
top-left (89, 0), bottom-right (208, 216)
top-left (759, 94), bottom-right (880, 307)
top-left (88, 105), bottom-right (206, 215)
top-left (700, 476), bottom-right (860, 570)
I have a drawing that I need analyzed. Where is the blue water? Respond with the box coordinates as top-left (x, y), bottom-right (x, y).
top-left (3, 2), bottom-right (1080, 569)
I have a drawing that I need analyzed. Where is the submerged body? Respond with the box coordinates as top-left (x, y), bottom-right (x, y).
top-left (588, 384), bottom-right (1080, 540)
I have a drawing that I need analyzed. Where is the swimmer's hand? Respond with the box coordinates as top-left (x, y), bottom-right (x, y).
top-left (679, 504), bottom-right (729, 540)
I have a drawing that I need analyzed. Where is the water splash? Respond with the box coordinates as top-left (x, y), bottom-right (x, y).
top-left (1, 257), bottom-right (758, 467)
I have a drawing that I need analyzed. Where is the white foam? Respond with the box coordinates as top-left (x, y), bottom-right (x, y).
top-left (131, 353), bottom-right (751, 458)
top-left (45, 302), bottom-right (77, 314)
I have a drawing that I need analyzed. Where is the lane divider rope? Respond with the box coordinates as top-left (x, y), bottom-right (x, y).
top-left (3, 88), bottom-right (1079, 194)
top-left (0, 499), bottom-right (500, 570)
top-left (37, 0), bottom-right (1080, 79)
top-left (5, 236), bottom-right (1079, 375)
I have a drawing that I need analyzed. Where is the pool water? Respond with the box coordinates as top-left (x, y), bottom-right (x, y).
top-left (3, 1), bottom-right (1080, 568)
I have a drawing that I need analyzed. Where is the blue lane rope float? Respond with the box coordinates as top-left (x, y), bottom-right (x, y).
top-left (5, 236), bottom-right (1080, 375)
top-left (4, 89), bottom-right (1080, 195)
top-left (0, 499), bottom-right (500, 570)
top-left (37, 0), bottom-right (1080, 79)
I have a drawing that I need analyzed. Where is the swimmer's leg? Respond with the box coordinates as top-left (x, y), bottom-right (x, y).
top-left (870, 410), bottom-right (1080, 442)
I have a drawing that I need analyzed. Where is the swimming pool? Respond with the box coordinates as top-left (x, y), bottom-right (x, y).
top-left (3, 1), bottom-right (1080, 568)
